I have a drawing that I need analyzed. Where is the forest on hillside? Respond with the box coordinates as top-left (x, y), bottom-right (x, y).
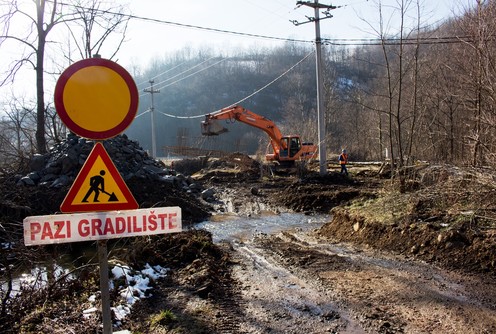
top-left (128, 1), bottom-right (496, 167)
top-left (1, 1), bottom-right (495, 169)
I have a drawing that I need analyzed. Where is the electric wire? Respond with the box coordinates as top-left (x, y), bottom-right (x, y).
top-left (139, 57), bottom-right (228, 98)
top-left (157, 58), bottom-right (226, 90)
top-left (138, 55), bottom-right (220, 89)
top-left (55, 1), bottom-right (484, 49)
top-left (55, 1), bottom-right (312, 45)
top-left (134, 109), bottom-right (149, 119)
top-left (224, 50), bottom-right (314, 110)
top-left (135, 60), bottom-right (190, 88)
top-left (150, 50), bottom-right (314, 120)
top-left (139, 56), bottom-right (224, 97)
top-left (322, 35), bottom-right (482, 46)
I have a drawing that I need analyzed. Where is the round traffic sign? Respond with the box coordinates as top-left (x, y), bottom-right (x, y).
top-left (54, 58), bottom-right (139, 140)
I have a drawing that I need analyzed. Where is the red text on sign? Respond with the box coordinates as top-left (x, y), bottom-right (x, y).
top-left (23, 207), bottom-right (182, 246)
top-left (30, 220), bottom-right (71, 241)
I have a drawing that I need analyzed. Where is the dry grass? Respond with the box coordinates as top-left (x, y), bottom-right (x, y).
top-left (345, 164), bottom-right (496, 229)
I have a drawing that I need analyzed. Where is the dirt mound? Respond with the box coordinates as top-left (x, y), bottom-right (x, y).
top-left (271, 172), bottom-right (367, 213)
top-left (317, 164), bottom-right (496, 276)
top-left (126, 177), bottom-right (210, 224)
top-left (319, 208), bottom-right (495, 274)
top-left (213, 152), bottom-right (261, 172)
top-left (196, 153), bottom-right (261, 179)
top-left (0, 174), bottom-right (209, 239)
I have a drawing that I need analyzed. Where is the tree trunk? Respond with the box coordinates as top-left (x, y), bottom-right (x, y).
top-left (35, 0), bottom-right (47, 154)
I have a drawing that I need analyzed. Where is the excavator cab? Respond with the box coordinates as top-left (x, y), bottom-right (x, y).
top-left (289, 137), bottom-right (301, 157)
top-left (279, 138), bottom-right (289, 157)
top-left (279, 136), bottom-right (301, 159)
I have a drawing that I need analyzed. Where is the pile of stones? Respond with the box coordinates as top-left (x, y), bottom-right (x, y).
top-left (15, 133), bottom-right (223, 207)
top-left (17, 133), bottom-right (175, 188)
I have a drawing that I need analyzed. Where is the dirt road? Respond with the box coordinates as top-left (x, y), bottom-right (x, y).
top-left (225, 228), bottom-right (496, 333)
top-left (183, 156), bottom-right (496, 333)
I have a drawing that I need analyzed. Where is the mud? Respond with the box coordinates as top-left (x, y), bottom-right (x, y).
top-left (2, 154), bottom-right (496, 333)
top-left (234, 230), bottom-right (496, 333)
top-left (183, 157), bottom-right (496, 333)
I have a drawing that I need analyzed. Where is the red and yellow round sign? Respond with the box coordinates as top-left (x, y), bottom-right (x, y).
top-left (54, 58), bottom-right (138, 140)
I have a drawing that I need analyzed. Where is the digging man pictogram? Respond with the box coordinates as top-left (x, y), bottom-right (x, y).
top-left (82, 170), bottom-right (118, 203)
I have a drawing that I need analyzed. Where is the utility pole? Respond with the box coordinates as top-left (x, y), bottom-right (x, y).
top-left (293, 1), bottom-right (339, 176)
top-left (143, 80), bottom-right (160, 158)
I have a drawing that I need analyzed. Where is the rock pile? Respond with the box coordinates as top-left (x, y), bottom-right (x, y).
top-left (17, 133), bottom-right (176, 188)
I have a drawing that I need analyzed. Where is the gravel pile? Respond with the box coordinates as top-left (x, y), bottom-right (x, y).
top-left (17, 133), bottom-right (175, 188)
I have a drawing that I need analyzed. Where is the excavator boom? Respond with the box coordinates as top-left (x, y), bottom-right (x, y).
top-left (201, 105), bottom-right (317, 163)
top-left (202, 106), bottom-right (284, 144)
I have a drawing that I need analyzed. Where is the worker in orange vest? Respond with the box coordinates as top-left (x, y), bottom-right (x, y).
top-left (339, 149), bottom-right (348, 175)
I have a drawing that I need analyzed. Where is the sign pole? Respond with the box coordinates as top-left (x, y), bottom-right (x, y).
top-left (95, 133), bottom-right (112, 334)
top-left (98, 239), bottom-right (112, 334)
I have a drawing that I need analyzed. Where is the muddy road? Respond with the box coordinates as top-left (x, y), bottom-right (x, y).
top-left (221, 227), bottom-right (495, 333)
top-left (180, 156), bottom-right (496, 334)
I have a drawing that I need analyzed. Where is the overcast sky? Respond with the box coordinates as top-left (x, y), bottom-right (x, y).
top-left (0, 0), bottom-right (471, 105)
top-left (119, 0), bottom-right (467, 68)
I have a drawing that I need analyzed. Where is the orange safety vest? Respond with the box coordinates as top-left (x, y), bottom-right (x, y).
top-left (339, 153), bottom-right (348, 164)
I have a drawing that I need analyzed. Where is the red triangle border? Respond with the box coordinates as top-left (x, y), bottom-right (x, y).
top-left (60, 142), bottom-right (138, 213)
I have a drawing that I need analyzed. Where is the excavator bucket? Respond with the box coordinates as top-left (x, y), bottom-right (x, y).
top-left (201, 120), bottom-right (228, 136)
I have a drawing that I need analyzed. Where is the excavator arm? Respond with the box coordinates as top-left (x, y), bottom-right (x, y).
top-left (202, 105), bottom-right (287, 154)
top-left (201, 105), bottom-right (317, 163)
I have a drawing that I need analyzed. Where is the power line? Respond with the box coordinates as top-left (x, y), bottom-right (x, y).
top-left (138, 58), bottom-right (227, 98)
top-left (227, 50), bottom-right (314, 109)
top-left (149, 50), bottom-right (314, 120)
top-left (55, 1), bottom-right (312, 45)
top-left (135, 60), bottom-right (190, 87)
top-left (54, 1), bottom-right (483, 50)
top-left (322, 35), bottom-right (481, 46)
top-left (140, 56), bottom-right (223, 96)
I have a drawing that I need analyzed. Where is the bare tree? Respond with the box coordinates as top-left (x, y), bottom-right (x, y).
top-left (0, 0), bottom-right (129, 155)
top-left (64, 0), bottom-right (129, 61)
top-left (0, 97), bottom-right (36, 170)
top-left (45, 103), bottom-right (66, 144)
top-left (443, 0), bottom-right (496, 166)
top-left (0, 0), bottom-right (74, 154)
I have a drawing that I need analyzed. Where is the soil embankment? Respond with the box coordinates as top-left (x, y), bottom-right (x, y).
top-left (2, 151), bottom-right (496, 333)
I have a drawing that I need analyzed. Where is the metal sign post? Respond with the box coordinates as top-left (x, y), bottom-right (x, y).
top-left (98, 240), bottom-right (112, 334)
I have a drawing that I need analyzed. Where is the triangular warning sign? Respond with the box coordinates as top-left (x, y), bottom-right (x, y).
top-left (61, 142), bottom-right (138, 213)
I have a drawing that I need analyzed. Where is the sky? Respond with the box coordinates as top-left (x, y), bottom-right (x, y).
top-left (0, 0), bottom-right (471, 107)
top-left (118, 0), bottom-right (468, 68)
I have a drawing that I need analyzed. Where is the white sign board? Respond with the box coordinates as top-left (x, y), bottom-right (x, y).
top-left (23, 207), bottom-right (182, 246)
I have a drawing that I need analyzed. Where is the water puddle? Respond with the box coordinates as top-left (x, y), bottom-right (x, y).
top-left (194, 212), bottom-right (330, 243)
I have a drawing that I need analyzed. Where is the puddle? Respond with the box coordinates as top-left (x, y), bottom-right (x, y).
top-left (194, 212), bottom-right (330, 243)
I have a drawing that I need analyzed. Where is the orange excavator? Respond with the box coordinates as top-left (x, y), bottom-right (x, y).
top-left (201, 105), bottom-right (318, 165)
